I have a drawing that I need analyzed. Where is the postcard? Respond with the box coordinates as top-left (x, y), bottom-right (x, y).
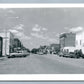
top-left (0, 4), bottom-right (84, 80)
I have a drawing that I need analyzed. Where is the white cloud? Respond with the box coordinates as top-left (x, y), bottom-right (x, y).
top-left (32, 24), bottom-right (41, 32)
top-left (21, 35), bottom-right (31, 40)
top-left (55, 33), bottom-right (60, 37)
top-left (15, 32), bottom-right (23, 37)
top-left (42, 28), bottom-right (48, 31)
top-left (9, 28), bottom-right (31, 41)
top-left (16, 32), bottom-right (31, 40)
top-left (31, 32), bottom-right (58, 44)
top-left (48, 38), bottom-right (58, 43)
top-left (9, 29), bottom-right (19, 33)
top-left (31, 33), bottom-right (48, 39)
top-left (32, 24), bottom-right (48, 32)
top-left (9, 23), bottom-right (31, 42)
top-left (69, 26), bottom-right (84, 33)
top-left (31, 33), bottom-right (44, 39)
top-left (14, 24), bottom-right (24, 30)
top-left (15, 16), bottom-right (20, 19)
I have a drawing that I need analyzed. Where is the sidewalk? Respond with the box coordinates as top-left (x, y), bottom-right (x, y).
top-left (0, 56), bottom-right (7, 61)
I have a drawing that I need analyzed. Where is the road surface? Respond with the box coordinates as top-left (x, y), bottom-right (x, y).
top-left (0, 54), bottom-right (84, 74)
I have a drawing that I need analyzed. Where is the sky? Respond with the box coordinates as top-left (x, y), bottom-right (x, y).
top-left (0, 8), bottom-right (84, 50)
top-left (0, 0), bottom-right (84, 3)
top-left (0, 82), bottom-right (83, 84)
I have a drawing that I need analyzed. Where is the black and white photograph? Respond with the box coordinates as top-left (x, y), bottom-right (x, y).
top-left (0, 7), bottom-right (84, 74)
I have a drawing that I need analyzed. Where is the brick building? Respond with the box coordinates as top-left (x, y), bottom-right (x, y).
top-left (59, 32), bottom-right (76, 52)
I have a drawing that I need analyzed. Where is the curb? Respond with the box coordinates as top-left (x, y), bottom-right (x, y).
top-left (0, 57), bottom-right (7, 60)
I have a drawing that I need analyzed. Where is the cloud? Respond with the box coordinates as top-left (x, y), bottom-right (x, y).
top-left (55, 33), bottom-right (60, 37)
top-left (9, 29), bottom-right (31, 41)
top-left (69, 26), bottom-right (84, 33)
top-left (32, 24), bottom-right (41, 32)
top-left (31, 32), bottom-right (46, 39)
top-left (31, 32), bottom-right (58, 44)
top-left (42, 28), bottom-right (48, 31)
top-left (9, 29), bottom-right (19, 33)
top-left (14, 24), bottom-right (24, 30)
top-left (32, 24), bottom-right (48, 32)
top-left (48, 38), bottom-right (58, 43)
top-left (16, 32), bottom-right (31, 40)
top-left (9, 23), bottom-right (31, 42)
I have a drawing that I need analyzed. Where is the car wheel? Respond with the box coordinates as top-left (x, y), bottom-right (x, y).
top-left (8, 57), bottom-right (10, 58)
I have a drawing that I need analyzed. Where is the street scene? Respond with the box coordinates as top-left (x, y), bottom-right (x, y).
top-left (0, 8), bottom-right (84, 74)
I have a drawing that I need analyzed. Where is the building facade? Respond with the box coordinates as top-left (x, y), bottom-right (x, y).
top-left (49, 44), bottom-right (60, 54)
top-left (0, 31), bottom-right (15, 56)
top-left (60, 32), bottom-right (76, 52)
top-left (13, 38), bottom-right (24, 53)
top-left (76, 31), bottom-right (84, 54)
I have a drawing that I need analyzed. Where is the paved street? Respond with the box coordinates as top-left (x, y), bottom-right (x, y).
top-left (0, 54), bottom-right (84, 74)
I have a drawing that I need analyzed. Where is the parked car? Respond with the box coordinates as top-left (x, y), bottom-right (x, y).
top-left (58, 52), bottom-right (64, 57)
top-left (74, 50), bottom-right (84, 58)
top-left (63, 52), bottom-right (75, 58)
top-left (58, 51), bottom-right (75, 58)
top-left (8, 52), bottom-right (30, 58)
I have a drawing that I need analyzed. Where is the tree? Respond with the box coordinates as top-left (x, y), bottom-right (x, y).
top-left (31, 48), bottom-right (39, 54)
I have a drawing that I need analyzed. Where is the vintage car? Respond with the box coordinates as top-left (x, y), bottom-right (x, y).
top-left (8, 52), bottom-right (30, 58)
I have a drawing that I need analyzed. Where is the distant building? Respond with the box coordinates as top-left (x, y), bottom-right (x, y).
top-left (59, 32), bottom-right (76, 52)
top-left (50, 44), bottom-right (60, 54)
top-left (37, 44), bottom-right (60, 54)
top-left (13, 38), bottom-right (24, 52)
top-left (14, 38), bottom-right (22, 47)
